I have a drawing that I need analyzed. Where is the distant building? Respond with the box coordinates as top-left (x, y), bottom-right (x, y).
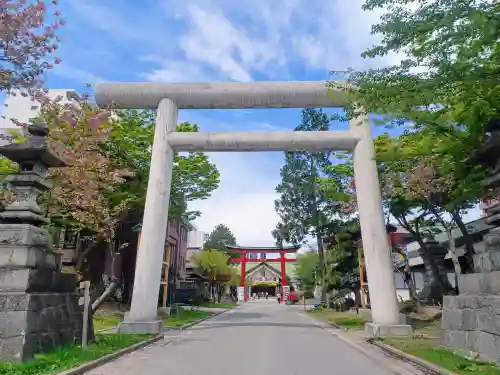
top-left (185, 230), bottom-right (206, 272)
top-left (0, 89), bottom-right (83, 146)
top-left (391, 217), bottom-right (492, 301)
top-left (133, 219), bottom-right (191, 307)
top-left (0, 89), bottom-right (82, 128)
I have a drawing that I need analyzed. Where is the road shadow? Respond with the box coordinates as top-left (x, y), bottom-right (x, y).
top-left (191, 322), bottom-right (320, 331)
top-left (213, 312), bottom-right (267, 321)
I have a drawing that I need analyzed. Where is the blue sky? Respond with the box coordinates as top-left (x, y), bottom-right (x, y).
top-left (19, 0), bottom-right (481, 246)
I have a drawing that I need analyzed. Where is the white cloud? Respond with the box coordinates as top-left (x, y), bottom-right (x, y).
top-left (63, 0), bottom-right (408, 83)
top-left (51, 64), bottom-right (106, 85)
top-left (189, 152), bottom-right (281, 247)
top-left (65, 2), bottom-right (140, 41)
top-left (153, 0), bottom-right (403, 81)
top-left (139, 57), bottom-right (210, 82)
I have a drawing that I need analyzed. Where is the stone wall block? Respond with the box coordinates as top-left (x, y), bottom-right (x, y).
top-left (474, 250), bottom-right (500, 273)
top-left (0, 224), bottom-right (52, 250)
top-left (483, 229), bottom-right (500, 253)
top-left (441, 308), bottom-right (476, 331)
top-left (0, 269), bottom-right (64, 293)
top-left (0, 246), bottom-right (56, 269)
top-left (459, 271), bottom-right (500, 294)
top-left (0, 336), bottom-right (26, 362)
top-left (476, 308), bottom-right (500, 336)
top-left (475, 331), bottom-right (500, 363)
top-left (0, 293), bottom-right (85, 361)
top-left (442, 330), bottom-right (468, 351)
top-left (442, 295), bottom-right (458, 310)
top-left (0, 311), bottom-right (28, 338)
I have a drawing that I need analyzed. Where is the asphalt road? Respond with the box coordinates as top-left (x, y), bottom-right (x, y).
top-left (86, 300), bottom-right (425, 375)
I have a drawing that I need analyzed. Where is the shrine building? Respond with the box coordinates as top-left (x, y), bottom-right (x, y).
top-left (226, 245), bottom-right (299, 302)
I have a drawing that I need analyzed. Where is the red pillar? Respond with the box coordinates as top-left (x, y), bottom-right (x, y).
top-left (280, 252), bottom-right (289, 302)
top-left (239, 251), bottom-right (248, 301)
top-left (280, 252), bottom-right (288, 286)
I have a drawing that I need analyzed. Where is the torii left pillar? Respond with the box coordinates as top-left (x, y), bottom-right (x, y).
top-left (238, 251), bottom-right (247, 303)
top-left (280, 252), bottom-right (290, 302)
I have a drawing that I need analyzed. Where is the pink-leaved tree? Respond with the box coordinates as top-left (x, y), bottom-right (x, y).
top-left (1, 0), bottom-right (64, 92)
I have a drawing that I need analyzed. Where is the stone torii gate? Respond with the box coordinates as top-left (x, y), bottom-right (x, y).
top-left (94, 81), bottom-right (409, 337)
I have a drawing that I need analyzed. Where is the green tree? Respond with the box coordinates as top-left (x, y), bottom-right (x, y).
top-left (106, 110), bottom-right (221, 221)
top-left (327, 0), bottom-right (498, 300)
top-left (194, 249), bottom-right (237, 302)
top-left (328, 1), bottom-right (498, 262)
top-left (204, 224), bottom-right (237, 251)
top-left (322, 219), bottom-right (360, 294)
top-left (333, 0), bottom-right (500, 137)
top-left (375, 131), bottom-right (482, 275)
top-left (273, 108), bottom-right (347, 302)
top-left (294, 251), bottom-right (319, 298)
top-left (318, 157), bottom-right (435, 307)
top-left (331, 0), bottom-right (500, 250)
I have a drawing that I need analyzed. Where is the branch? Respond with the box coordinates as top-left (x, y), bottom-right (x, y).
top-left (91, 241), bottom-right (129, 313)
top-left (75, 241), bottom-right (99, 271)
top-left (430, 207), bottom-right (451, 231)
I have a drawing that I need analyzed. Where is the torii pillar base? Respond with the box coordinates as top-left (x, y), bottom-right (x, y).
top-left (364, 322), bottom-right (412, 338)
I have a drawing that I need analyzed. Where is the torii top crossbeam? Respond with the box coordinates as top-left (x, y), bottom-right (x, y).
top-left (225, 245), bottom-right (300, 253)
top-left (95, 81), bottom-right (349, 109)
top-left (226, 244), bottom-right (299, 263)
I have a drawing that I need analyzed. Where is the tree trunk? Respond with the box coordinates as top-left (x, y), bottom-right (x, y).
top-left (315, 232), bottom-right (327, 304)
top-left (417, 238), bottom-right (454, 304)
top-left (450, 210), bottom-right (475, 273)
top-left (354, 287), bottom-right (361, 307)
top-left (90, 242), bottom-right (129, 314)
top-left (399, 252), bottom-right (421, 311)
top-left (309, 156), bottom-right (327, 304)
top-left (75, 241), bottom-right (99, 272)
top-left (92, 280), bottom-right (120, 312)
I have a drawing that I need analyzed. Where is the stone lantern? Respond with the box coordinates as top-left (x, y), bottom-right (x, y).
top-left (0, 123), bottom-right (86, 362)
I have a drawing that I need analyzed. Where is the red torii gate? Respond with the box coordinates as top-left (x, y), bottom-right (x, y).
top-left (225, 245), bottom-right (299, 302)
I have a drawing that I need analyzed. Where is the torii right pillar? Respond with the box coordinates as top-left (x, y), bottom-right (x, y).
top-left (350, 112), bottom-right (412, 337)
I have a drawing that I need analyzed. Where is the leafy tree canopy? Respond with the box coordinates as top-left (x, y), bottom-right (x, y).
top-left (322, 218), bottom-right (360, 293)
top-left (335, 0), bottom-right (499, 138)
top-left (204, 224), bottom-right (237, 251)
top-left (294, 251), bottom-right (319, 293)
top-left (194, 249), bottom-right (236, 284)
top-left (106, 110), bottom-right (220, 222)
top-left (0, 101), bottom-right (221, 241)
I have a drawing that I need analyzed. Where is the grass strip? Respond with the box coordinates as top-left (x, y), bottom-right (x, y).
top-left (306, 309), bottom-right (366, 329)
top-left (163, 309), bottom-right (214, 327)
top-left (382, 338), bottom-right (500, 375)
top-left (0, 334), bottom-right (154, 375)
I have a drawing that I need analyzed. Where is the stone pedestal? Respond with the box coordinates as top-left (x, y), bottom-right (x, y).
top-left (441, 228), bottom-right (500, 362)
top-left (0, 226), bottom-right (88, 361)
top-left (365, 322), bottom-right (413, 338)
top-left (0, 123), bottom-right (88, 362)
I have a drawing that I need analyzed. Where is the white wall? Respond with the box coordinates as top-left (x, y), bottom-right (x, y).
top-left (187, 230), bottom-right (205, 249)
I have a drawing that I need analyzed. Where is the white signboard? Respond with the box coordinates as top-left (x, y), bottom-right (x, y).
top-left (237, 286), bottom-right (245, 302)
top-left (283, 285), bottom-right (290, 301)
